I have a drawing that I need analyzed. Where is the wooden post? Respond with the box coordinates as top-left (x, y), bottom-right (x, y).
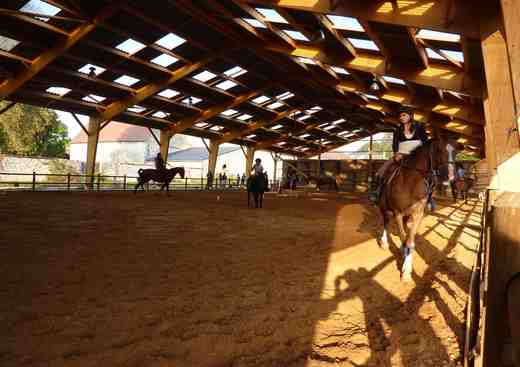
top-left (160, 129), bottom-right (172, 165)
top-left (501, 0), bottom-right (520, 128)
top-left (245, 146), bottom-right (255, 177)
top-left (97, 173), bottom-right (101, 191)
top-left (481, 8), bottom-right (520, 192)
top-left (67, 173), bottom-right (71, 191)
top-left (123, 175), bottom-right (127, 191)
top-left (207, 140), bottom-right (219, 178)
top-left (369, 134), bottom-right (374, 186)
top-left (32, 171), bottom-right (36, 192)
top-left (85, 116), bottom-right (101, 189)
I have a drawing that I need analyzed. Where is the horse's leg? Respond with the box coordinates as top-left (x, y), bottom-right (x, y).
top-left (394, 212), bottom-right (407, 246)
top-left (379, 209), bottom-right (390, 249)
top-left (401, 202), bottom-right (426, 281)
top-left (260, 192), bottom-right (263, 208)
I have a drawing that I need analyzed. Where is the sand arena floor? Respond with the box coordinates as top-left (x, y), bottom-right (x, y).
top-left (0, 191), bottom-right (481, 366)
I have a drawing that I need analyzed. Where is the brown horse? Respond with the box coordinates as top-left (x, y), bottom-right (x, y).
top-left (378, 140), bottom-right (449, 281)
top-left (308, 175), bottom-right (339, 192)
top-left (134, 167), bottom-right (185, 194)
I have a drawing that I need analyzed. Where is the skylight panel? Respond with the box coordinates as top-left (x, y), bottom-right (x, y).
top-left (307, 106), bottom-right (322, 114)
top-left (255, 8), bottom-right (288, 24)
top-left (299, 133), bottom-right (310, 138)
top-left (182, 96), bottom-right (201, 105)
top-left (267, 102), bottom-right (284, 109)
top-left (441, 50), bottom-right (464, 62)
top-left (20, 0), bottom-right (61, 22)
top-left (195, 122), bottom-right (209, 128)
top-left (252, 95), bottom-right (271, 104)
top-left (276, 142), bottom-right (287, 146)
top-left (224, 66), bottom-right (247, 78)
top-left (155, 33), bottom-right (186, 50)
top-left (330, 66), bottom-right (350, 75)
top-left (298, 115), bottom-right (311, 121)
top-left (271, 124), bottom-right (284, 130)
top-left (362, 93), bottom-right (379, 100)
top-left (237, 114), bottom-right (253, 121)
top-left (417, 29), bottom-right (461, 43)
top-left (326, 15), bottom-right (364, 32)
top-left (221, 109), bottom-right (238, 116)
top-left (332, 118), bottom-right (345, 124)
top-left (193, 70), bottom-right (217, 82)
top-left (127, 105), bottom-right (146, 113)
top-left (78, 64), bottom-right (105, 76)
top-left (284, 30), bottom-right (309, 42)
top-left (46, 87), bottom-right (70, 96)
top-left (246, 134), bottom-right (256, 139)
top-left (210, 125), bottom-right (224, 131)
top-left (0, 36), bottom-right (20, 51)
top-left (348, 38), bottom-right (380, 51)
top-left (215, 80), bottom-right (237, 91)
top-left (83, 94), bottom-right (106, 103)
top-left (383, 75), bottom-right (406, 85)
top-left (151, 54), bottom-right (178, 67)
top-left (319, 123), bottom-right (329, 128)
top-left (324, 125), bottom-right (336, 131)
top-left (277, 91), bottom-right (294, 100)
top-left (152, 111), bottom-right (169, 119)
top-left (116, 39), bottom-right (146, 55)
top-left (114, 75), bottom-right (140, 86)
top-left (243, 18), bottom-right (267, 28)
top-left (158, 89), bottom-right (180, 98)
top-left (297, 57), bottom-right (316, 65)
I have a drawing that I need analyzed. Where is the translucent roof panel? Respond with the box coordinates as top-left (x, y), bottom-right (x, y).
top-left (221, 109), bottom-right (238, 116)
top-left (114, 75), bottom-right (140, 86)
top-left (20, 0), bottom-right (61, 22)
top-left (237, 114), bottom-right (253, 121)
top-left (348, 38), bottom-right (380, 51)
top-left (441, 50), bottom-right (464, 62)
top-left (255, 8), bottom-right (288, 24)
top-left (158, 89), bottom-right (180, 98)
top-left (155, 33), bottom-right (186, 50)
top-left (152, 111), bottom-right (169, 119)
top-left (298, 115), bottom-right (311, 121)
top-left (46, 87), bottom-right (70, 96)
top-left (271, 124), bottom-right (284, 130)
top-left (330, 66), bottom-right (350, 75)
top-left (324, 125), bottom-right (336, 131)
top-left (224, 66), bottom-right (247, 78)
top-left (252, 95), bottom-right (271, 104)
top-left (267, 102), bottom-right (284, 109)
top-left (195, 122), bottom-right (209, 128)
top-left (0, 36), bottom-right (20, 51)
top-left (210, 125), bottom-right (224, 131)
top-left (277, 92), bottom-right (294, 100)
top-left (363, 93), bottom-right (379, 100)
top-left (297, 57), bottom-right (316, 65)
top-left (426, 48), bottom-right (444, 60)
top-left (284, 30), bottom-right (309, 42)
top-left (78, 64), bottom-right (106, 76)
top-left (193, 70), bottom-right (217, 82)
top-left (151, 54), bottom-right (178, 67)
top-left (115, 39), bottom-right (146, 55)
top-left (383, 75), bottom-right (406, 85)
top-left (82, 95), bottom-right (106, 103)
top-left (246, 134), bottom-right (256, 139)
top-left (243, 18), bottom-right (267, 28)
top-left (326, 15), bottom-right (364, 32)
top-left (417, 29), bottom-right (461, 43)
top-left (127, 105), bottom-right (146, 113)
top-left (182, 96), bottom-right (201, 105)
top-left (299, 133), bottom-right (310, 138)
top-left (215, 80), bottom-right (237, 91)
top-left (332, 118), bottom-right (345, 124)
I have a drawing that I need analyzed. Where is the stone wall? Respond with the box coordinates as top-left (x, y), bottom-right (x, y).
top-left (0, 155), bottom-right (83, 182)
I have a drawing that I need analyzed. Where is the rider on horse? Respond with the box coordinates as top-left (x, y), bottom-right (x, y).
top-left (251, 158), bottom-right (264, 176)
top-left (155, 152), bottom-right (166, 172)
top-left (372, 106), bottom-right (429, 203)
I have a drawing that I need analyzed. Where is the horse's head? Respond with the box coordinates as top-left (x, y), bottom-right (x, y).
top-left (171, 166), bottom-right (185, 179)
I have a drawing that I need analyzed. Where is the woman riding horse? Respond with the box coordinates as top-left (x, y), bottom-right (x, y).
top-left (247, 158), bottom-right (266, 208)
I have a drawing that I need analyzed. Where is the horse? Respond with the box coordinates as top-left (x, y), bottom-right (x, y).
top-left (247, 173), bottom-right (267, 208)
top-left (377, 140), bottom-right (449, 281)
top-left (134, 167), bottom-right (185, 194)
top-left (307, 175), bottom-right (339, 192)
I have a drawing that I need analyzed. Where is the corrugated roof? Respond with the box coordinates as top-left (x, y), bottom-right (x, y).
top-left (71, 121), bottom-right (151, 144)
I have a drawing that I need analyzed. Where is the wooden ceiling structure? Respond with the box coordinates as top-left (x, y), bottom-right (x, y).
top-left (0, 0), bottom-right (512, 161)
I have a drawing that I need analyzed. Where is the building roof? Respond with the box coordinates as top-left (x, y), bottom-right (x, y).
top-left (165, 146), bottom-right (241, 162)
top-left (71, 121), bottom-right (151, 144)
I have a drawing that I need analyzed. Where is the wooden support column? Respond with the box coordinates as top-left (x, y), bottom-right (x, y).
top-left (245, 146), bottom-right (255, 177)
top-left (207, 140), bottom-right (219, 176)
top-left (481, 11), bottom-right (520, 192)
top-left (159, 129), bottom-right (172, 165)
top-left (85, 116), bottom-right (101, 186)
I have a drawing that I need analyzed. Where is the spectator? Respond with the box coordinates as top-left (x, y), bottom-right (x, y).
top-left (236, 174), bottom-right (240, 187)
top-left (241, 173), bottom-right (246, 186)
top-left (206, 170), bottom-right (213, 189)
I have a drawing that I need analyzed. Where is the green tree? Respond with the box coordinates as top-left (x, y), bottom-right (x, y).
top-left (0, 102), bottom-right (69, 157)
top-left (358, 140), bottom-right (393, 159)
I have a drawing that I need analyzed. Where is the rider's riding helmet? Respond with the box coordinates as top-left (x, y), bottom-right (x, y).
top-left (398, 105), bottom-right (414, 121)
top-left (255, 158), bottom-right (261, 163)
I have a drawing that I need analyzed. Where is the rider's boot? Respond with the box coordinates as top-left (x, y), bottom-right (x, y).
top-left (371, 176), bottom-right (383, 204)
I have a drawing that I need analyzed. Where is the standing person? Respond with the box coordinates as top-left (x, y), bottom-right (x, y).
top-left (236, 174), bottom-right (240, 187)
top-left (206, 170), bottom-right (213, 189)
top-left (241, 173), bottom-right (246, 186)
top-left (371, 106), bottom-right (429, 203)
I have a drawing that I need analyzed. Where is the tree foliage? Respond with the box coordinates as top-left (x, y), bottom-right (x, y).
top-left (0, 102), bottom-right (69, 157)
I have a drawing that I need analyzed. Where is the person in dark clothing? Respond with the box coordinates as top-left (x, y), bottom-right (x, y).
top-left (155, 152), bottom-right (166, 172)
top-left (371, 106), bottom-right (429, 203)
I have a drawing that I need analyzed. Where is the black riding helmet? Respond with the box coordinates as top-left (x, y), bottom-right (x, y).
top-left (398, 105), bottom-right (414, 121)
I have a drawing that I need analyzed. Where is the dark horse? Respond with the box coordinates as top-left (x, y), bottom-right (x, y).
top-left (377, 140), bottom-right (449, 281)
top-left (134, 167), bottom-right (185, 195)
top-left (247, 173), bottom-right (267, 208)
top-left (308, 175), bottom-right (339, 192)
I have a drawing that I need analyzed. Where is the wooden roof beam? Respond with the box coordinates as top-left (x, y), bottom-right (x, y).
top-left (0, 3), bottom-right (119, 101)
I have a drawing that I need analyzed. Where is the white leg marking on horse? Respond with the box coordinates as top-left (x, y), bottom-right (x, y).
top-left (380, 230), bottom-right (389, 249)
top-left (402, 246), bottom-right (413, 281)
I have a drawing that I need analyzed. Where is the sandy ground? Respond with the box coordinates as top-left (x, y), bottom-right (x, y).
top-left (0, 191), bottom-right (481, 366)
